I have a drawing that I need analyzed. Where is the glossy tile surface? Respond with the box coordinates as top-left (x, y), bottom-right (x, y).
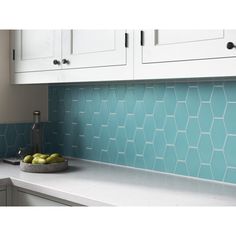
top-left (46, 81), bottom-right (236, 184)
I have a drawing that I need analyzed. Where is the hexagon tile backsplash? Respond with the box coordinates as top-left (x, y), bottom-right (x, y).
top-left (44, 80), bottom-right (236, 184)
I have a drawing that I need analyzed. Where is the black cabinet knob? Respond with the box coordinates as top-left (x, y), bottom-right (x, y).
top-left (53, 59), bottom-right (60, 65)
top-left (62, 59), bottom-right (70, 64)
top-left (227, 42), bottom-right (236, 50)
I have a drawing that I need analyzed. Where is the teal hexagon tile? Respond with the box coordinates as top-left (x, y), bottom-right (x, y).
top-left (143, 143), bottom-right (155, 169)
top-left (164, 146), bottom-right (177, 173)
top-left (186, 148), bottom-right (201, 177)
top-left (115, 84), bottom-right (127, 100)
top-left (71, 86), bottom-right (79, 101)
top-left (6, 146), bottom-right (17, 157)
top-left (198, 82), bottom-right (213, 101)
top-left (174, 83), bottom-right (188, 101)
top-left (175, 161), bottom-right (188, 176)
top-left (84, 100), bottom-right (94, 125)
top-left (0, 125), bottom-right (6, 135)
top-left (224, 81), bottom-right (236, 102)
top-left (198, 165), bottom-right (213, 180)
top-left (99, 84), bottom-right (109, 100)
top-left (56, 86), bottom-right (65, 100)
top-left (154, 83), bottom-right (166, 100)
top-left (64, 88), bottom-right (72, 111)
top-left (186, 87), bottom-right (200, 116)
top-left (71, 100), bottom-right (79, 123)
top-left (99, 126), bottom-right (110, 150)
top-left (134, 129), bottom-right (145, 155)
top-left (154, 102), bottom-right (166, 129)
top-left (107, 139), bottom-right (118, 163)
top-left (134, 101), bottom-right (145, 127)
top-left (63, 134), bottom-right (73, 156)
top-left (77, 89), bottom-right (86, 112)
top-left (134, 84), bottom-right (145, 100)
top-left (77, 112), bottom-right (86, 135)
top-left (225, 103), bottom-right (236, 134)
top-left (143, 115), bottom-right (155, 142)
top-left (107, 89), bottom-right (117, 113)
top-left (211, 87), bottom-right (226, 117)
top-left (154, 130), bottom-right (166, 157)
top-left (107, 113), bottom-right (118, 138)
top-left (91, 112), bottom-right (101, 137)
top-left (64, 112), bottom-right (72, 134)
top-left (15, 124), bottom-right (27, 135)
top-left (175, 103), bottom-right (188, 130)
top-left (164, 117), bottom-right (177, 144)
top-left (134, 155), bottom-right (145, 169)
top-left (143, 87), bottom-right (156, 114)
top-left (71, 146), bottom-right (80, 158)
top-left (6, 125), bottom-right (17, 146)
top-left (125, 114), bottom-right (136, 140)
top-left (211, 151), bottom-right (226, 181)
top-left (225, 136), bottom-right (236, 167)
top-left (116, 101), bottom-right (127, 126)
top-left (116, 152), bottom-right (126, 165)
top-left (186, 118), bottom-right (200, 146)
top-left (71, 124), bottom-right (79, 146)
top-left (175, 132), bottom-right (188, 161)
top-left (124, 87), bottom-right (136, 113)
top-left (101, 150), bottom-right (110, 163)
top-left (198, 103), bottom-right (213, 132)
top-left (163, 87), bottom-right (176, 115)
top-left (125, 141), bottom-right (136, 166)
top-left (0, 136), bottom-right (6, 157)
top-left (153, 158), bottom-right (165, 172)
top-left (198, 134), bottom-right (213, 163)
top-left (116, 127), bottom-right (127, 152)
top-left (99, 101), bottom-right (109, 125)
top-left (92, 136), bottom-right (101, 158)
top-left (211, 119), bottom-right (226, 149)
top-left (224, 168), bottom-right (236, 184)
top-left (42, 82), bottom-right (236, 185)
top-left (91, 88), bottom-right (101, 112)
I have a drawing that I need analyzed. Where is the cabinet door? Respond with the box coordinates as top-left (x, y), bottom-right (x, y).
top-left (62, 30), bottom-right (126, 69)
top-left (134, 30), bottom-right (236, 80)
top-left (0, 187), bottom-right (6, 206)
top-left (13, 30), bottom-right (61, 73)
top-left (12, 187), bottom-right (82, 206)
top-left (142, 30), bottom-right (236, 63)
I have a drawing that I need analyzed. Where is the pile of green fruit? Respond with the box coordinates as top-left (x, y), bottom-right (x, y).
top-left (23, 153), bottom-right (65, 165)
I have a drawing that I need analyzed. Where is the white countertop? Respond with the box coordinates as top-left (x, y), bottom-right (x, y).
top-left (1, 158), bottom-right (236, 206)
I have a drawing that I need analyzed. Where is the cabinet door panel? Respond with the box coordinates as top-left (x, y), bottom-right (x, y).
top-left (62, 30), bottom-right (126, 69)
top-left (14, 190), bottom-right (67, 206)
top-left (143, 30), bottom-right (236, 63)
top-left (0, 190), bottom-right (6, 206)
top-left (13, 30), bottom-right (61, 73)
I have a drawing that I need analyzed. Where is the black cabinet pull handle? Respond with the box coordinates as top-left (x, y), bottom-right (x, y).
top-left (53, 59), bottom-right (60, 65)
top-left (140, 30), bottom-right (144, 46)
top-left (62, 59), bottom-right (70, 65)
top-left (227, 42), bottom-right (236, 50)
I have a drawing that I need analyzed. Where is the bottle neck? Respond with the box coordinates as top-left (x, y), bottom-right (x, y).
top-left (33, 111), bottom-right (40, 123)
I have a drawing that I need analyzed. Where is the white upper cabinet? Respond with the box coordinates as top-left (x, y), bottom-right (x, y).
top-left (11, 29), bottom-right (236, 84)
top-left (134, 30), bottom-right (236, 80)
top-left (62, 30), bottom-right (126, 69)
top-left (12, 30), bottom-right (132, 84)
top-left (13, 30), bottom-right (61, 73)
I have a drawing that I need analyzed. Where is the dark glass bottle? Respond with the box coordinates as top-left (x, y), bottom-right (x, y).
top-left (31, 111), bottom-right (42, 153)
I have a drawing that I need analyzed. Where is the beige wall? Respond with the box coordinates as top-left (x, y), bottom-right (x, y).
top-left (0, 30), bottom-right (48, 123)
